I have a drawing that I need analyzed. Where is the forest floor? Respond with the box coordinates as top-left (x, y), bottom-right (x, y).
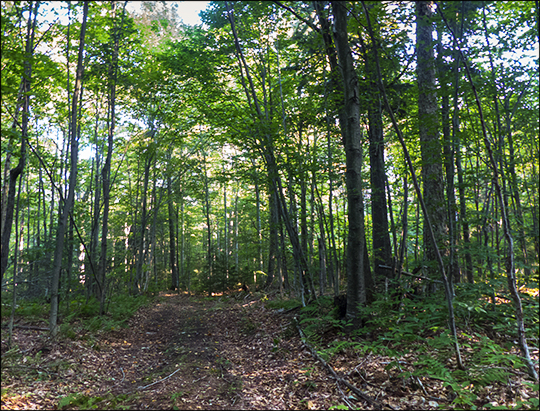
top-left (1, 290), bottom-right (538, 410)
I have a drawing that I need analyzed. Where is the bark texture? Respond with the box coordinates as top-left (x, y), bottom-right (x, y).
top-left (416, 1), bottom-right (447, 270)
top-left (332, 1), bottom-right (367, 319)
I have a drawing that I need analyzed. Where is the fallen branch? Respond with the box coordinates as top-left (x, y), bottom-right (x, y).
top-left (113, 367), bottom-right (125, 386)
top-left (378, 265), bottom-right (443, 284)
top-left (294, 317), bottom-right (394, 410)
top-left (335, 380), bottom-right (355, 409)
top-left (283, 304), bottom-right (302, 314)
top-left (137, 367), bottom-right (181, 390)
top-left (1, 323), bottom-right (49, 331)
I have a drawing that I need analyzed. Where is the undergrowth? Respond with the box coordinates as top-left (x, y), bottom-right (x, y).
top-left (1, 291), bottom-right (155, 339)
top-left (2, 292), bottom-right (156, 409)
top-left (294, 279), bottom-right (539, 409)
top-left (57, 391), bottom-right (136, 410)
top-left (62, 293), bottom-right (154, 336)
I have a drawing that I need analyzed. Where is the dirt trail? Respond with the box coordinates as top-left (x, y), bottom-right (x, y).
top-left (93, 292), bottom-right (335, 409)
top-left (3, 291), bottom-right (341, 410)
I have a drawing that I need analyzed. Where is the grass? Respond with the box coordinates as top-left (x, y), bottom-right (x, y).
top-left (264, 297), bottom-right (302, 311)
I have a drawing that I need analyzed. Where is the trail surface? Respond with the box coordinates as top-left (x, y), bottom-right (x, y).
top-left (2, 292), bottom-right (341, 410)
top-left (104, 291), bottom-right (331, 409)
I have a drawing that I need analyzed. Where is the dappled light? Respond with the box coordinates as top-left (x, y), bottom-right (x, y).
top-left (1, 0), bottom-right (538, 409)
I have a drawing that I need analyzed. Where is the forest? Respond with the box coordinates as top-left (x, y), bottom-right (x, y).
top-left (1, 1), bottom-right (539, 409)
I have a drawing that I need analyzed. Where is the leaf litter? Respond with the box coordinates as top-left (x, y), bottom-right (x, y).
top-left (2, 291), bottom-right (538, 409)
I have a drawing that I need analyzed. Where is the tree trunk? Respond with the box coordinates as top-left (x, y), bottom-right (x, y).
top-left (99, 1), bottom-right (126, 312)
top-left (266, 188), bottom-right (279, 289)
top-left (436, 26), bottom-right (460, 287)
top-left (254, 174), bottom-right (263, 272)
top-left (168, 173), bottom-right (178, 290)
top-left (203, 151), bottom-right (213, 295)
top-left (223, 163), bottom-right (229, 290)
top-left (88, 104), bottom-right (102, 297)
top-left (363, 22), bottom-right (392, 281)
top-left (7, 170), bottom-right (24, 348)
top-left (1, 2), bottom-right (38, 279)
top-left (417, 1), bottom-right (447, 278)
top-left (49, 1), bottom-right (88, 337)
top-left (448, 19), bottom-right (474, 283)
top-left (331, 1), bottom-right (367, 320)
top-left (134, 143), bottom-right (153, 294)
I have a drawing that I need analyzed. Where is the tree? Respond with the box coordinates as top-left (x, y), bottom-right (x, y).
top-left (1, 1), bottom-right (38, 279)
top-left (330, 1), bottom-right (367, 320)
top-left (98, 0), bottom-right (127, 313)
top-left (359, 2), bottom-right (393, 282)
top-left (49, 1), bottom-right (89, 337)
top-left (416, 1), bottom-right (447, 277)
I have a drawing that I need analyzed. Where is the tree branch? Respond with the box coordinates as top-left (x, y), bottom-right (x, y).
top-left (294, 317), bottom-right (391, 410)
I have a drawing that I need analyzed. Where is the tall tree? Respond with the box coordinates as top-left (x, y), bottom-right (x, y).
top-left (49, 1), bottom-right (89, 337)
top-left (360, 3), bottom-right (393, 282)
top-left (1, 2), bottom-right (38, 279)
top-left (167, 149), bottom-right (178, 290)
top-left (331, 1), bottom-right (367, 320)
top-left (99, 1), bottom-right (127, 313)
top-left (416, 1), bottom-right (447, 275)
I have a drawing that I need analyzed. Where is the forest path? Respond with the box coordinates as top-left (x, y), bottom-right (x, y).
top-left (98, 291), bottom-right (336, 410)
top-left (2, 291), bottom-right (342, 410)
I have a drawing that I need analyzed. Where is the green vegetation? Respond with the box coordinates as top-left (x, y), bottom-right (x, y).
top-left (295, 280), bottom-right (539, 408)
top-left (1, 0), bottom-right (538, 408)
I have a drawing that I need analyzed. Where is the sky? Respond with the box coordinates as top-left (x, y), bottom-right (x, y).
top-left (173, 1), bottom-right (211, 26)
top-left (126, 1), bottom-right (211, 26)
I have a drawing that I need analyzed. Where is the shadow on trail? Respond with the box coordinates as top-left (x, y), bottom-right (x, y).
top-left (107, 293), bottom-right (243, 410)
top-left (99, 291), bottom-right (332, 410)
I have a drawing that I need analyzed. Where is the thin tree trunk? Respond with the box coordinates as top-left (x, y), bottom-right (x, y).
top-left (1, 2), bottom-right (38, 279)
top-left (234, 184), bottom-right (239, 284)
top-left (65, 214), bottom-right (74, 313)
top-left (396, 175), bottom-right (409, 281)
top-left (203, 151), bottom-right (213, 295)
top-left (223, 160), bottom-right (229, 289)
top-left (436, 26), bottom-right (459, 286)
top-left (134, 147), bottom-right (153, 293)
top-left (168, 178), bottom-right (178, 290)
top-left (88, 101), bottom-right (102, 297)
top-left (449, 16), bottom-right (474, 283)
top-left (180, 194), bottom-right (187, 292)
top-left (49, 1), bottom-right (88, 337)
top-left (416, 1), bottom-right (447, 279)
top-left (255, 175), bottom-right (263, 272)
top-left (279, 217), bottom-right (290, 291)
top-left (360, 13), bottom-right (392, 281)
top-left (7, 173), bottom-right (23, 348)
top-left (326, 102), bottom-right (339, 297)
top-left (266, 188), bottom-right (279, 289)
top-left (167, 150), bottom-right (178, 290)
top-left (438, 5), bottom-right (538, 381)
top-left (145, 175), bottom-right (158, 293)
top-left (99, 1), bottom-right (126, 312)
top-left (504, 93), bottom-right (532, 281)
